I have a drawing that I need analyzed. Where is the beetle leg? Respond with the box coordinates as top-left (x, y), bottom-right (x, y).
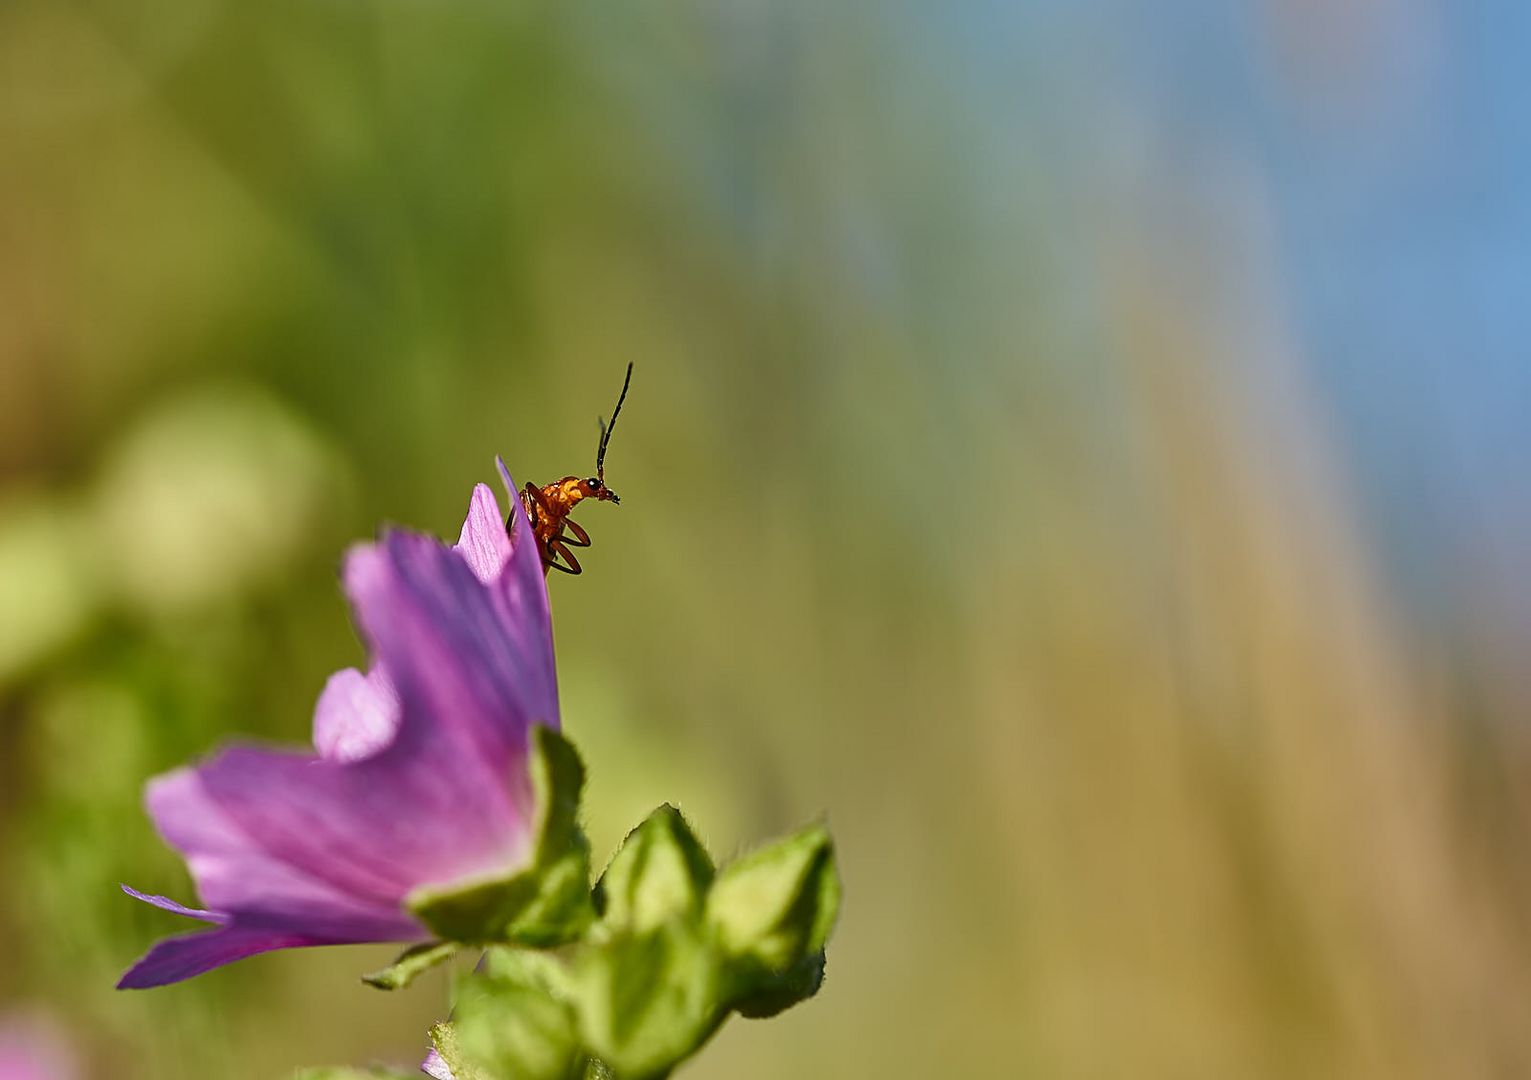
top-left (546, 538), bottom-right (583, 575)
top-left (522, 482), bottom-right (554, 530)
top-left (559, 518), bottom-right (591, 547)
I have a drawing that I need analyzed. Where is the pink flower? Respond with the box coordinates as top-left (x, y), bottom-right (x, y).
top-left (119, 461), bottom-right (558, 989)
top-left (0, 1011), bottom-right (77, 1080)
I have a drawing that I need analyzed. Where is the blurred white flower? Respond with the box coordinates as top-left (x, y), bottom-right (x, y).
top-left (91, 384), bottom-right (347, 616)
top-left (0, 494), bottom-right (95, 687)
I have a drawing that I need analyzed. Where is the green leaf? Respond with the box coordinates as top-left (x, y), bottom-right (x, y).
top-left (408, 870), bottom-right (542, 944)
top-left (408, 844), bottom-right (594, 947)
top-left (361, 940), bottom-right (460, 990)
top-left (529, 723), bottom-right (585, 857)
top-left (439, 974), bottom-right (586, 1080)
top-left (594, 804), bottom-right (713, 933)
top-left (704, 822), bottom-right (841, 1015)
top-left (507, 844), bottom-right (597, 945)
top-left (572, 917), bottom-right (726, 1080)
top-left (407, 726), bottom-right (595, 945)
top-left (291, 1069), bottom-right (418, 1079)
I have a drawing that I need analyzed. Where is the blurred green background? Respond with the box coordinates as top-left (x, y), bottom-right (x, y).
top-left (5, 2), bottom-right (1531, 1078)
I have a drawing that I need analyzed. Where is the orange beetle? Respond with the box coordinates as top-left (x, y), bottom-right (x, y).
top-left (516, 363), bottom-right (632, 575)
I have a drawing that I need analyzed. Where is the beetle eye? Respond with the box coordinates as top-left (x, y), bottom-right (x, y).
top-left (586, 477), bottom-right (602, 489)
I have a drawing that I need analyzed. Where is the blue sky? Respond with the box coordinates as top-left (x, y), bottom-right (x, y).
top-left (950, 0), bottom-right (1531, 620)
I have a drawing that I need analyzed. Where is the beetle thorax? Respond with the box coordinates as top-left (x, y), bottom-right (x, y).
top-left (543, 477), bottom-right (587, 511)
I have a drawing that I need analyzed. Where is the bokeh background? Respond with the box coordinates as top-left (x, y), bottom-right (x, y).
top-left (4, 2), bottom-right (1531, 1077)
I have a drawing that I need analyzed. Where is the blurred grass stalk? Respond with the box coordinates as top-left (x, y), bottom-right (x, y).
top-left (954, 254), bottom-right (1530, 1078)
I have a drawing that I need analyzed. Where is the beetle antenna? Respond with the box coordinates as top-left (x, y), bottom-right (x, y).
top-left (596, 362), bottom-right (633, 481)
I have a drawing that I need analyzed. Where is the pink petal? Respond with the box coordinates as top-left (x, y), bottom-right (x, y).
top-left (454, 482), bottom-right (515, 585)
top-left (117, 925), bottom-right (326, 990)
top-left (146, 748), bottom-right (503, 927)
top-left (313, 667), bottom-right (401, 763)
top-left (120, 885), bottom-right (225, 924)
top-left (0, 1011), bottom-right (78, 1080)
top-left (312, 479), bottom-right (517, 764)
top-left (342, 530), bottom-right (555, 822)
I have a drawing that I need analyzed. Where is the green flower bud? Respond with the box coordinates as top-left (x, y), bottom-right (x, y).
top-left (572, 917), bottom-right (726, 1080)
top-left (704, 822), bottom-right (841, 1017)
top-left (433, 966), bottom-right (584, 1080)
top-left (593, 804), bottom-right (714, 934)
